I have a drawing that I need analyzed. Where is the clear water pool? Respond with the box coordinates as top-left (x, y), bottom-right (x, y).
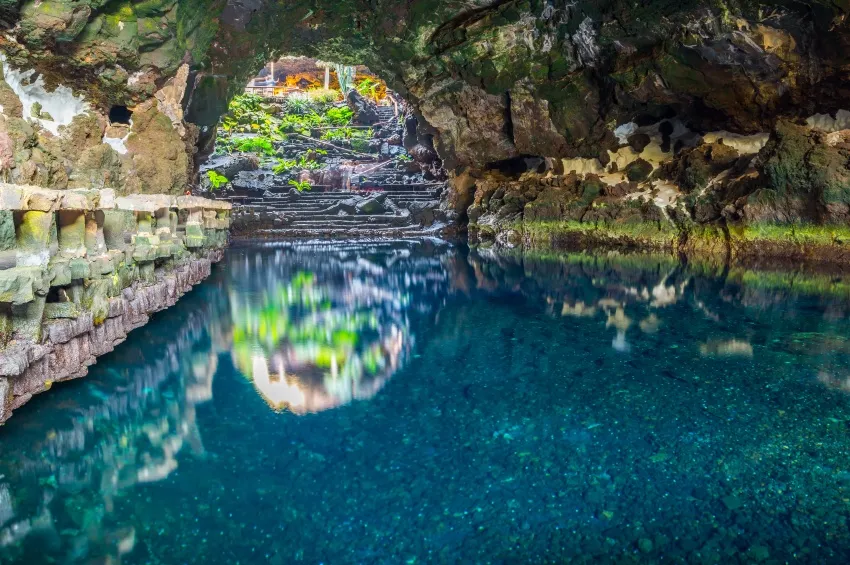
top-left (2, 241), bottom-right (850, 564)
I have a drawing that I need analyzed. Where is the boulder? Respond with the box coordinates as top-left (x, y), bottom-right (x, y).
top-left (355, 194), bottom-right (388, 215)
top-left (201, 153), bottom-right (259, 180)
top-left (409, 199), bottom-right (440, 226)
top-left (346, 89), bottom-right (380, 125)
top-left (624, 159), bottom-right (653, 182)
top-left (230, 170), bottom-right (275, 192)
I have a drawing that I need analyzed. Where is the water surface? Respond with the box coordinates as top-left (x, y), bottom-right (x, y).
top-left (2, 241), bottom-right (850, 564)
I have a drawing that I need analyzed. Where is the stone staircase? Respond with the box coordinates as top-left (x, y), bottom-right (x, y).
top-left (224, 184), bottom-right (445, 238)
top-left (375, 106), bottom-right (397, 123)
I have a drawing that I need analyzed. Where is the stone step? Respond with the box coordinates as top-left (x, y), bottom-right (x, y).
top-left (280, 214), bottom-right (408, 221)
top-left (287, 220), bottom-right (410, 228)
top-left (253, 227), bottom-right (432, 238)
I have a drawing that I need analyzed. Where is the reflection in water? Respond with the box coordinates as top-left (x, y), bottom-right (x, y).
top-left (227, 241), bottom-right (451, 413)
top-left (0, 283), bottom-right (229, 564)
top-left (2, 243), bottom-right (850, 562)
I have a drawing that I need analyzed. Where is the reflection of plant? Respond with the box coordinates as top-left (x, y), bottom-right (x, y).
top-left (289, 179), bottom-right (312, 192)
top-left (207, 171), bottom-right (228, 190)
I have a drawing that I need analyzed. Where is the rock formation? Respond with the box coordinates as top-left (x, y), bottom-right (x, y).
top-left (0, 185), bottom-right (231, 422)
top-left (1, 1), bottom-right (850, 260)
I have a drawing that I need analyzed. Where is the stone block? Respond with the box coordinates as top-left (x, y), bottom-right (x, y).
top-left (85, 211), bottom-right (107, 255)
top-left (0, 211), bottom-right (14, 252)
top-left (99, 188), bottom-right (116, 210)
top-left (60, 190), bottom-right (99, 211)
top-left (84, 278), bottom-right (114, 325)
top-left (102, 210), bottom-right (135, 250)
top-left (70, 257), bottom-right (91, 280)
top-left (0, 377), bottom-right (9, 422)
top-left (48, 258), bottom-right (72, 287)
top-left (57, 210), bottom-right (87, 254)
top-left (44, 302), bottom-right (82, 320)
top-left (89, 255), bottom-right (115, 276)
top-left (0, 267), bottom-right (38, 305)
top-left (0, 184), bottom-right (24, 210)
top-left (11, 295), bottom-right (46, 342)
top-left (23, 187), bottom-right (61, 212)
top-left (133, 245), bottom-right (159, 263)
top-left (17, 210), bottom-right (54, 253)
top-left (116, 194), bottom-right (175, 213)
top-left (0, 304), bottom-right (11, 348)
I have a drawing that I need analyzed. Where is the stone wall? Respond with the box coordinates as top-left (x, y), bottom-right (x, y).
top-left (0, 184), bottom-right (231, 423)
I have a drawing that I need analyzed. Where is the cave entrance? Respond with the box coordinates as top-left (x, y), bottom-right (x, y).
top-left (201, 56), bottom-right (448, 237)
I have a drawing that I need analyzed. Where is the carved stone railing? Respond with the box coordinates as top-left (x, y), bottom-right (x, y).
top-left (0, 184), bottom-right (231, 423)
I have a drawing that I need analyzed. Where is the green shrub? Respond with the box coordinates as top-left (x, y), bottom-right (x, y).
top-left (207, 171), bottom-right (229, 190)
top-left (325, 107), bottom-right (353, 126)
top-left (234, 136), bottom-right (276, 156)
top-left (289, 179), bottom-right (312, 192)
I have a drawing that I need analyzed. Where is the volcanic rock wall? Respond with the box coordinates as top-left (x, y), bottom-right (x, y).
top-left (0, 184), bottom-right (231, 422)
top-left (1, 1), bottom-right (850, 258)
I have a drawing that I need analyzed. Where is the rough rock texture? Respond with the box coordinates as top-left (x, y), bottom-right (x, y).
top-left (0, 185), bottom-right (231, 423)
top-left (7, 253), bottom-right (220, 420)
top-left (2, 1), bottom-right (850, 258)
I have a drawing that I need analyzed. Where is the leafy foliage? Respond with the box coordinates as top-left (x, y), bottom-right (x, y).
top-left (325, 107), bottom-right (353, 126)
top-left (355, 77), bottom-right (385, 102)
top-left (288, 179), bottom-right (312, 192)
top-left (273, 155), bottom-right (321, 174)
top-left (232, 136), bottom-right (276, 156)
top-left (207, 170), bottom-right (229, 190)
top-left (321, 127), bottom-right (372, 142)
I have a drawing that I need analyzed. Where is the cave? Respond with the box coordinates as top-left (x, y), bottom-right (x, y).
top-left (2, 1), bottom-right (850, 562)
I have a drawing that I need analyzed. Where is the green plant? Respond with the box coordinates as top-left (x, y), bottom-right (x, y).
top-left (398, 153), bottom-right (413, 162)
top-left (233, 136), bottom-right (276, 156)
top-left (307, 88), bottom-right (341, 105)
top-left (297, 155), bottom-right (321, 170)
top-left (285, 96), bottom-right (314, 115)
top-left (334, 64), bottom-right (356, 93)
top-left (207, 171), bottom-right (229, 190)
top-left (289, 179), bottom-right (312, 192)
top-left (355, 77), bottom-right (380, 102)
top-left (325, 106), bottom-right (353, 126)
top-left (321, 126), bottom-right (372, 142)
top-left (273, 158), bottom-right (297, 174)
top-left (350, 138), bottom-right (372, 153)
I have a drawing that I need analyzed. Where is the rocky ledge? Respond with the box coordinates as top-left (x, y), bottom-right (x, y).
top-left (0, 184), bottom-right (231, 423)
top-left (469, 117), bottom-right (850, 267)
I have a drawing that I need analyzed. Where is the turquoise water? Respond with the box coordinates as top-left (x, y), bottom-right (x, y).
top-left (2, 241), bottom-right (850, 564)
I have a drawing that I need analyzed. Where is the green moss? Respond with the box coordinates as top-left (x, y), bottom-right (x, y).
top-left (734, 223), bottom-right (850, 246)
